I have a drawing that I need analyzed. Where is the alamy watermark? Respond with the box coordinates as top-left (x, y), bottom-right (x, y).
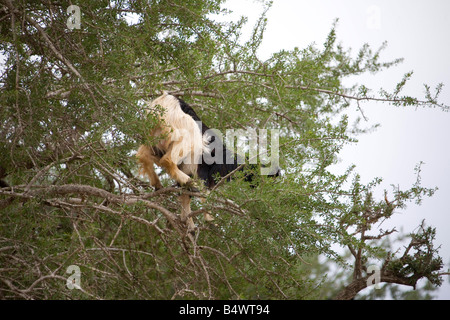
top-left (366, 5), bottom-right (381, 30)
top-left (170, 121), bottom-right (280, 175)
top-left (66, 265), bottom-right (81, 290)
top-left (366, 264), bottom-right (381, 290)
top-left (67, 5), bottom-right (81, 30)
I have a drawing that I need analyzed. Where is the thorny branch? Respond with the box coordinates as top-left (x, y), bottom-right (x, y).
top-left (334, 189), bottom-right (444, 300)
top-left (0, 181), bottom-right (262, 299)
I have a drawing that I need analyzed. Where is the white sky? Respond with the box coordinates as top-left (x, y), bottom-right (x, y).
top-left (222, 0), bottom-right (450, 298)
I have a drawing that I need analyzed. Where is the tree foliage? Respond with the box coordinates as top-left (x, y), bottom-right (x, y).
top-left (0, 0), bottom-right (447, 299)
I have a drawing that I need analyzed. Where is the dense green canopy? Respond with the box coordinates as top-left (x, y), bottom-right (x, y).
top-left (0, 0), bottom-right (446, 299)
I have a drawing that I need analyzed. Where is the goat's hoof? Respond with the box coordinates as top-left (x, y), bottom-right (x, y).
top-left (204, 213), bottom-right (215, 222)
top-left (187, 225), bottom-right (196, 235)
top-left (185, 180), bottom-right (203, 192)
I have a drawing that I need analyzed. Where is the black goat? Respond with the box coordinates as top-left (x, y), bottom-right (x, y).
top-left (176, 97), bottom-right (273, 189)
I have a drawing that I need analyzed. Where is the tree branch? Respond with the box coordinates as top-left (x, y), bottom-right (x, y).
top-left (0, 184), bottom-right (182, 230)
top-left (4, 0), bottom-right (98, 105)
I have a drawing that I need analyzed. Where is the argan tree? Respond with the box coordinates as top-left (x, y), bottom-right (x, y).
top-left (0, 0), bottom-right (447, 299)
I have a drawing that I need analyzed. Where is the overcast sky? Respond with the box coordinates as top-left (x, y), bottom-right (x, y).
top-left (222, 0), bottom-right (450, 298)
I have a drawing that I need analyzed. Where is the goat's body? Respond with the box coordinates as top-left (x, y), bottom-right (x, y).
top-left (136, 93), bottom-right (278, 231)
top-left (136, 93), bottom-right (212, 230)
top-left (177, 97), bottom-right (246, 188)
top-left (136, 93), bottom-right (207, 189)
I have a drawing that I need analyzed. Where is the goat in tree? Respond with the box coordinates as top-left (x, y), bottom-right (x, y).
top-left (137, 92), bottom-right (280, 231)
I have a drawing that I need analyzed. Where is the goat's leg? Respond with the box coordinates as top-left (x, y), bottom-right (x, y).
top-left (136, 145), bottom-right (163, 190)
top-left (199, 196), bottom-right (214, 222)
top-left (159, 152), bottom-right (192, 186)
top-left (179, 194), bottom-right (196, 231)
